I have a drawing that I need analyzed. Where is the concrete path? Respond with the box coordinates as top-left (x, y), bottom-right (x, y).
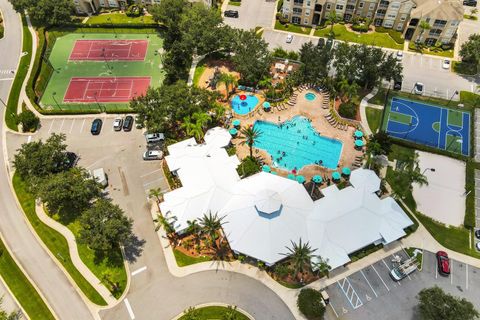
top-left (359, 87), bottom-right (380, 136)
top-left (475, 109), bottom-right (480, 161)
top-left (35, 204), bottom-right (117, 305)
top-left (475, 170), bottom-right (480, 229)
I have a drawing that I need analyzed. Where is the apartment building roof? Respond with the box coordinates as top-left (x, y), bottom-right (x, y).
top-left (411, 0), bottom-right (464, 21)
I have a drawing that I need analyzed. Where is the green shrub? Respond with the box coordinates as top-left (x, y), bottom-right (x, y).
top-left (274, 263), bottom-right (291, 278)
top-left (236, 156), bottom-right (260, 178)
top-left (338, 101), bottom-right (357, 119)
top-left (125, 5), bottom-right (143, 17)
top-left (297, 288), bottom-right (325, 320)
top-left (351, 24), bottom-right (369, 33)
top-left (16, 110), bottom-right (40, 132)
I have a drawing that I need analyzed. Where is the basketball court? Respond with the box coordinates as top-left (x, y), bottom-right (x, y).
top-left (384, 97), bottom-right (470, 156)
top-left (63, 77), bottom-right (151, 103)
top-left (69, 39), bottom-right (148, 61)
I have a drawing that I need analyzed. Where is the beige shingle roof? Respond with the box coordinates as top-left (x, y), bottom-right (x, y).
top-left (411, 0), bottom-right (464, 20)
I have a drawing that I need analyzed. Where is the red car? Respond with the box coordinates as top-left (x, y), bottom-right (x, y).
top-left (436, 251), bottom-right (450, 276)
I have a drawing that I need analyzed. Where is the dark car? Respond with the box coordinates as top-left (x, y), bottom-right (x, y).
top-left (123, 115), bottom-right (134, 132)
top-left (475, 229), bottom-right (480, 240)
top-left (317, 38), bottom-right (325, 48)
top-left (393, 78), bottom-right (402, 91)
top-left (224, 10), bottom-right (239, 18)
top-left (91, 118), bottom-right (102, 135)
top-left (463, 0), bottom-right (477, 6)
top-left (326, 38), bottom-right (333, 50)
top-left (436, 251), bottom-right (450, 276)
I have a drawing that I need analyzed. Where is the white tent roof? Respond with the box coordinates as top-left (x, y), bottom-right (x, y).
top-left (203, 127), bottom-right (232, 149)
top-left (160, 131), bottom-right (413, 269)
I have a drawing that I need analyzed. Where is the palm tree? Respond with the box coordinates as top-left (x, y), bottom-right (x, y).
top-left (417, 20), bottom-right (431, 45)
top-left (239, 126), bottom-right (262, 158)
top-left (282, 238), bottom-right (317, 281)
top-left (198, 211), bottom-right (227, 250)
top-left (192, 111), bottom-right (211, 130)
top-left (186, 219), bottom-right (201, 245)
top-left (182, 306), bottom-right (199, 320)
top-left (325, 10), bottom-right (339, 36)
top-left (312, 256), bottom-right (332, 278)
top-left (221, 306), bottom-right (240, 320)
top-left (190, 122), bottom-right (205, 141)
top-left (153, 213), bottom-right (175, 234)
top-left (219, 73), bottom-right (238, 99)
top-left (148, 187), bottom-right (163, 204)
top-left (212, 103), bottom-right (226, 122)
top-left (181, 115), bottom-right (197, 137)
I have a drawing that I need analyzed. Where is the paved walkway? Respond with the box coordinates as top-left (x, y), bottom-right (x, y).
top-left (475, 109), bottom-right (480, 161)
top-left (475, 170), bottom-right (480, 229)
top-left (359, 87), bottom-right (381, 136)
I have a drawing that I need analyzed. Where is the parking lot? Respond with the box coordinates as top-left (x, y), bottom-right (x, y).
top-left (6, 115), bottom-right (169, 216)
top-left (324, 250), bottom-right (480, 320)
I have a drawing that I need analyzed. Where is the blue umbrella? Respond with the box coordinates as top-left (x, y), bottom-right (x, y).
top-left (355, 139), bottom-right (364, 147)
top-left (287, 173), bottom-right (296, 180)
top-left (332, 172), bottom-right (341, 180)
top-left (296, 175), bottom-right (306, 183)
top-left (312, 175), bottom-right (323, 183)
top-left (354, 130), bottom-right (363, 139)
top-left (232, 119), bottom-right (241, 127)
top-left (342, 167), bottom-right (351, 175)
top-left (229, 128), bottom-right (238, 136)
top-left (263, 101), bottom-right (271, 109)
top-left (262, 165), bottom-right (271, 172)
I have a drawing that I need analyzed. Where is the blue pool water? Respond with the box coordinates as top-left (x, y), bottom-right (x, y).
top-left (254, 116), bottom-right (343, 171)
top-left (305, 92), bottom-right (316, 101)
top-left (231, 95), bottom-right (259, 115)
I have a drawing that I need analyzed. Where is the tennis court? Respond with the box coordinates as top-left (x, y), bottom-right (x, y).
top-left (64, 77), bottom-right (151, 103)
top-left (69, 39), bottom-right (148, 61)
top-left (385, 97), bottom-right (470, 156)
top-left (39, 33), bottom-right (164, 111)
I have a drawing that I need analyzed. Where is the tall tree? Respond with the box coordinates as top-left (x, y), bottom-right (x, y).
top-left (198, 212), bottom-right (226, 250)
top-left (79, 199), bottom-right (133, 252)
top-left (299, 41), bottom-right (332, 84)
top-left (325, 10), bottom-right (339, 36)
top-left (148, 188), bottom-right (164, 204)
top-left (459, 33), bottom-right (480, 74)
top-left (417, 286), bottom-right (479, 320)
top-left (149, 0), bottom-right (187, 50)
top-left (10, 0), bottom-right (74, 26)
top-left (239, 126), bottom-right (262, 158)
top-left (231, 30), bottom-right (271, 85)
top-left (218, 73), bottom-right (238, 99)
top-left (282, 238), bottom-right (317, 280)
top-left (34, 168), bottom-right (102, 221)
top-left (417, 20), bottom-right (431, 44)
top-left (13, 133), bottom-right (70, 183)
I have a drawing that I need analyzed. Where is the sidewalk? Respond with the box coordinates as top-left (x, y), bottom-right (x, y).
top-left (359, 87), bottom-right (382, 136)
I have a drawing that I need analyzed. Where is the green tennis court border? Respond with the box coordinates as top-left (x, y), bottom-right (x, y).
top-left (39, 32), bottom-right (164, 112)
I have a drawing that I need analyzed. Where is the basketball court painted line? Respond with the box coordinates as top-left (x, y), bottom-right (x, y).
top-left (124, 299), bottom-right (135, 319)
top-left (131, 266), bottom-right (147, 276)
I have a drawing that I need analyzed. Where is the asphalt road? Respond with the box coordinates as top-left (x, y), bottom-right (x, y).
top-left (0, 1), bottom-right (94, 319)
top-left (6, 117), bottom-right (295, 320)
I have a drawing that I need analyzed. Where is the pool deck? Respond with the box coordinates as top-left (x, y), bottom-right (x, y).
top-left (233, 89), bottom-right (364, 181)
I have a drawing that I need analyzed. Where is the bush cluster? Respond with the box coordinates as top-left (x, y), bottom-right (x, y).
top-left (338, 101), bottom-right (357, 119)
top-left (297, 288), bottom-right (325, 320)
top-left (276, 13), bottom-right (289, 25)
top-left (236, 156), bottom-right (260, 178)
top-left (126, 4), bottom-right (143, 17)
top-left (351, 23), bottom-right (369, 33)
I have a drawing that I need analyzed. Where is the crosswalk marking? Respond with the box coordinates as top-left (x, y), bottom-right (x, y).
top-left (0, 70), bottom-right (15, 74)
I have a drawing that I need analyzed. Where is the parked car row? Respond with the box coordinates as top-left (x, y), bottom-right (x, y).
top-left (90, 115), bottom-right (135, 135)
top-left (143, 132), bottom-right (166, 161)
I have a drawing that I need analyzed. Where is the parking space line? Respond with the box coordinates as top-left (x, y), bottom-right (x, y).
top-left (329, 302), bottom-right (339, 318)
top-left (382, 259), bottom-right (400, 286)
top-left (27, 135), bottom-right (31, 143)
top-left (69, 119), bottom-right (75, 134)
top-left (337, 277), bottom-right (363, 309)
top-left (435, 260), bottom-right (438, 279)
top-left (466, 264), bottom-right (468, 290)
top-left (143, 178), bottom-right (166, 187)
top-left (131, 266), bottom-right (147, 276)
top-left (371, 265), bottom-right (389, 291)
top-left (140, 169), bottom-right (162, 178)
top-left (124, 298), bottom-right (135, 319)
top-left (47, 120), bottom-right (55, 134)
top-left (360, 270), bottom-right (378, 298)
top-left (451, 261), bottom-right (453, 285)
top-left (80, 119), bottom-right (86, 133)
top-left (59, 119), bottom-right (65, 132)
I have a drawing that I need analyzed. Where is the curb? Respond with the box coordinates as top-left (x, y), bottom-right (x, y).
top-left (170, 302), bottom-right (255, 320)
top-left (0, 232), bottom-right (58, 320)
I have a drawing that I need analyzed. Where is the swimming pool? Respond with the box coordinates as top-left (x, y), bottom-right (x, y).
top-left (231, 94), bottom-right (259, 115)
top-left (253, 116), bottom-right (343, 171)
top-left (305, 92), bottom-right (316, 101)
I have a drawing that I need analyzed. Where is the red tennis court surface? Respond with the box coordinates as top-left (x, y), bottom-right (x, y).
top-left (63, 77), bottom-right (151, 103)
top-left (69, 40), bottom-right (148, 61)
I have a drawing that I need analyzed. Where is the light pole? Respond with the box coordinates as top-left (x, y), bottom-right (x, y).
top-left (52, 92), bottom-right (61, 110)
top-left (102, 48), bottom-right (112, 74)
top-left (107, 17), bottom-right (117, 38)
top-left (422, 168), bottom-right (435, 175)
top-left (446, 90), bottom-right (458, 106)
top-left (94, 92), bottom-right (102, 112)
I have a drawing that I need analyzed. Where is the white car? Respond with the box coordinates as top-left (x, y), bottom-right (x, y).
top-left (113, 118), bottom-right (123, 131)
top-left (396, 51), bottom-right (403, 60)
top-left (286, 34), bottom-right (293, 43)
top-left (414, 82), bottom-right (424, 95)
top-left (143, 150), bottom-right (163, 160)
top-left (145, 132), bottom-right (165, 143)
top-left (442, 59), bottom-right (451, 70)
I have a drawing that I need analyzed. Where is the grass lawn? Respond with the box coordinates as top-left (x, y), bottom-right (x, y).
top-left (173, 249), bottom-right (211, 267)
top-left (405, 247), bottom-right (423, 270)
top-left (5, 15), bottom-right (32, 131)
top-left (408, 42), bottom-right (454, 58)
top-left (228, 1), bottom-right (241, 6)
top-left (39, 32), bottom-right (164, 112)
top-left (178, 306), bottom-right (249, 320)
top-left (366, 107), bottom-right (382, 134)
top-left (193, 58), bottom-right (207, 87)
top-left (314, 24), bottom-right (403, 50)
top-left (463, 14), bottom-right (478, 20)
top-left (12, 173), bottom-right (107, 306)
top-left (86, 13), bottom-right (155, 24)
top-left (274, 21), bottom-right (312, 35)
top-left (368, 88), bottom-right (387, 105)
top-left (0, 238), bottom-right (55, 320)
top-left (452, 61), bottom-right (477, 75)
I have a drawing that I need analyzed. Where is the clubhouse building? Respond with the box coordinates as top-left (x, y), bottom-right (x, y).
top-left (159, 127), bottom-right (413, 270)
